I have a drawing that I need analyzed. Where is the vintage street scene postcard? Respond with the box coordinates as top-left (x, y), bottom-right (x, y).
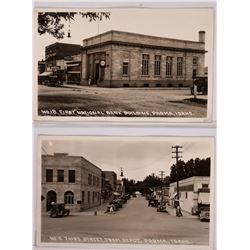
top-left (36, 136), bottom-right (215, 249)
top-left (34, 8), bottom-right (214, 122)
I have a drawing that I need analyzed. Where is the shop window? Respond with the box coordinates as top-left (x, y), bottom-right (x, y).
top-left (154, 55), bottom-right (161, 76)
top-left (106, 54), bottom-right (109, 67)
top-left (177, 57), bottom-right (183, 76)
top-left (88, 174), bottom-right (92, 185)
top-left (46, 169), bottom-right (53, 182)
top-left (64, 191), bottom-right (74, 204)
top-left (193, 69), bottom-right (197, 78)
top-left (82, 191), bottom-right (85, 204)
top-left (68, 170), bottom-right (75, 183)
top-left (122, 62), bottom-right (129, 76)
top-left (57, 169), bottom-right (64, 182)
top-left (93, 176), bottom-right (96, 186)
top-left (141, 54), bottom-right (149, 75)
top-left (166, 56), bottom-right (173, 76)
top-left (193, 56), bottom-right (198, 65)
top-left (88, 191), bottom-right (90, 203)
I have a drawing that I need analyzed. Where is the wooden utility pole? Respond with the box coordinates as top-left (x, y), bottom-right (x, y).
top-left (159, 171), bottom-right (165, 181)
top-left (172, 145), bottom-right (183, 200)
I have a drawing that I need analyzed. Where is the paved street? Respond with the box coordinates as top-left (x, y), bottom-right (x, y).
top-left (41, 196), bottom-right (209, 245)
top-left (38, 85), bottom-right (207, 117)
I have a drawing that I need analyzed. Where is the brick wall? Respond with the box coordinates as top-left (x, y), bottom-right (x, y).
top-left (42, 154), bottom-right (102, 212)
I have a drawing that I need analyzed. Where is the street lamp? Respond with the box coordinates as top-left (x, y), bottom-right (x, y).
top-left (120, 168), bottom-right (125, 195)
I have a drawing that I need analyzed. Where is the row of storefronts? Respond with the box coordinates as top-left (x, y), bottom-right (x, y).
top-left (38, 30), bottom-right (207, 87)
top-left (169, 176), bottom-right (210, 214)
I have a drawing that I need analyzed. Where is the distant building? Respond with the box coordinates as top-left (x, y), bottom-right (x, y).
top-left (116, 179), bottom-right (122, 193)
top-left (102, 171), bottom-right (117, 190)
top-left (42, 153), bottom-right (102, 212)
top-left (80, 30), bottom-right (207, 87)
top-left (101, 171), bottom-right (117, 202)
top-left (43, 42), bottom-right (83, 84)
top-left (38, 60), bottom-right (46, 74)
top-left (169, 176), bottom-right (210, 214)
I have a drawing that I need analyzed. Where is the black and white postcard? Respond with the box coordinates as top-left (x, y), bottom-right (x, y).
top-left (36, 136), bottom-right (215, 249)
top-left (34, 8), bottom-right (214, 122)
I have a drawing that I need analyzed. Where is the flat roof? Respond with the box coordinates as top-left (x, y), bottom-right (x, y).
top-left (83, 30), bottom-right (204, 45)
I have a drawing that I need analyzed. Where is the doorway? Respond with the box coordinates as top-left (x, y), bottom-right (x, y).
top-left (94, 63), bottom-right (100, 84)
top-left (46, 190), bottom-right (57, 211)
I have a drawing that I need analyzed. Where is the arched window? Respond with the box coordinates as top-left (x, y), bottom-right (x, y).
top-left (64, 191), bottom-right (74, 204)
top-left (46, 190), bottom-right (57, 211)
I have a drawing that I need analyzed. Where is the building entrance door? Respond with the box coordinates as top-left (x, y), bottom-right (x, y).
top-left (46, 190), bottom-right (57, 211)
top-left (94, 63), bottom-right (100, 84)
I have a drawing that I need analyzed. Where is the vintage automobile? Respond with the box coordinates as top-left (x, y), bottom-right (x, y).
top-left (199, 206), bottom-right (210, 221)
top-left (157, 203), bottom-right (168, 213)
top-left (46, 75), bottom-right (64, 87)
top-left (148, 198), bottom-right (159, 207)
top-left (49, 203), bottom-right (70, 218)
top-left (191, 76), bottom-right (208, 95)
top-left (106, 203), bottom-right (119, 212)
top-left (112, 199), bottom-right (123, 208)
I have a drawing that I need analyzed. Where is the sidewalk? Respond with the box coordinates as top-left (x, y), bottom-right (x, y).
top-left (166, 204), bottom-right (198, 219)
top-left (71, 202), bottom-right (111, 216)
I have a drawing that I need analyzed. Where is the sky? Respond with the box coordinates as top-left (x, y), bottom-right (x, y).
top-left (35, 8), bottom-right (214, 66)
top-left (41, 136), bottom-right (214, 181)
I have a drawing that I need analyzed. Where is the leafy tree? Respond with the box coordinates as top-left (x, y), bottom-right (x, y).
top-left (169, 157), bottom-right (211, 183)
top-left (38, 12), bottom-right (111, 39)
top-left (143, 174), bottom-right (163, 188)
top-left (163, 176), bottom-right (170, 187)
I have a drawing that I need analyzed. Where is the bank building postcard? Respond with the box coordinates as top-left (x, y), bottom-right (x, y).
top-left (35, 135), bottom-right (215, 249)
top-left (33, 8), bottom-right (214, 122)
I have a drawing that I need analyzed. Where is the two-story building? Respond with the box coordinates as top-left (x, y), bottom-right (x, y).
top-left (41, 153), bottom-right (102, 212)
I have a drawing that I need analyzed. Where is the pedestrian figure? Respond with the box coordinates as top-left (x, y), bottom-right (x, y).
top-left (176, 205), bottom-right (183, 217)
top-left (110, 204), bottom-right (114, 214)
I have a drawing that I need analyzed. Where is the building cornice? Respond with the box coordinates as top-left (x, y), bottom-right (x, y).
top-left (83, 40), bottom-right (207, 54)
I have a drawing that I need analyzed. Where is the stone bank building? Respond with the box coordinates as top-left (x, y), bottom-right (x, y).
top-left (41, 30), bottom-right (207, 87)
top-left (81, 30), bottom-right (206, 87)
top-left (42, 153), bottom-right (102, 212)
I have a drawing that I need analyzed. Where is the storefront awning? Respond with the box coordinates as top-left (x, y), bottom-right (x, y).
top-left (67, 63), bottom-right (80, 67)
top-left (113, 192), bottom-right (120, 196)
top-left (170, 192), bottom-right (178, 199)
top-left (39, 71), bottom-right (53, 76)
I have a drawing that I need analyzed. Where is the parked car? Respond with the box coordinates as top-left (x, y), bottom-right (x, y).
top-left (108, 202), bottom-right (119, 211)
top-left (191, 76), bottom-right (208, 95)
top-left (148, 198), bottom-right (159, 207)
top-left (199, 206), bottom-right (210, 221)
top-left (157, 203), bottom-right (168, 213)
top-left (46, 75), bottom-right (64, 87)
top-left (49, 203), bottom-right (70, 218)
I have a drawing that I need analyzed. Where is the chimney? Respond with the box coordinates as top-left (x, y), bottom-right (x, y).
top-left (199, 31), bottom-right (205, 43)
